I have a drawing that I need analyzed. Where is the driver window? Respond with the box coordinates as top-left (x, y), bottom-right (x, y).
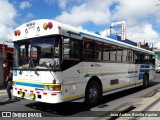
top-left (63, 38), bottom-right (81, 60)
top-left (19, 45), bottom-right (28, 66)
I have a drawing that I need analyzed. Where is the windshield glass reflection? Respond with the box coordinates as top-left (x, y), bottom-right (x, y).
top-left (14, 36), bottom-right (60, 69)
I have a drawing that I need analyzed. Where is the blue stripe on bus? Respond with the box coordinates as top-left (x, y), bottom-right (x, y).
top-left (16, 82), bottom-right (44, 88)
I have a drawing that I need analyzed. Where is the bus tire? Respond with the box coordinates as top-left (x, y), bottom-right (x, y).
top-left (143, 74), bottom-right (149, 88)
top-left (85, 80), bottom-right (101, 107)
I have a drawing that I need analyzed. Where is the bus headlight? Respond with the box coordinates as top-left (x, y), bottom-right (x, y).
top-left (48, 86), bottom-right (53, 91)
top-left (44, 86), bottom-right (49, 90)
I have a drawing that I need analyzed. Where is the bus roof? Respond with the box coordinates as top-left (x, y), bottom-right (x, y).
top-left (13, 19), bottom-right (154, 55)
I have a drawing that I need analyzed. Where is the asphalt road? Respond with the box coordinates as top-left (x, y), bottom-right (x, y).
top-left (0, 74), bottom-right (160, 120)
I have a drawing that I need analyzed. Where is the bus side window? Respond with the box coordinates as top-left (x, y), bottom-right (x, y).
top-left (128, 50), bottom-right (133, 63)
top-left (93, 42), bottom-right (102, 60)
top-left (150, 55), bottom-right (155, 65)
top-left (145, 54), bottom-right (149, 63)
top-left (134, 52), bottom-right (139, 64)
top-left (110, 45), bottom-right (116, 61)
top-left (139, 53), bottom-right (145, 64)
top-left (122, 49), bottom-right (128, 62)
top-left (84, 40), bottom-right (93, 60)
top-left (117, 46), bottom-right (122, 62)
top-left (63, 38), bottom-right (81, 60)
top-left (70, 40), bottom-right (81, 59)
top-left (103, 44), bottom-right (110, 61)
top-left (63, 39), bottom-right (70, 59)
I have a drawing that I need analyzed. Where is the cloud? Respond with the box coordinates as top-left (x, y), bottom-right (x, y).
top-left (0, 0), bottom-right (17, 43)
top-left (112, 0), bottom-right (159, 25)
top-left (44, 0), bottom-right (84, 9)
top-left (58, 0), bottom-right (84, 9)
top-left (0, 0), bottom-right (17, 26)
top-left (100, 29), bottom-right (112, 37)
top-left (111, 0), bottom-right (160, 48)
top-left (19, 1), bottom-right (32, 10)
top-left (56, 0), bottom-right (160, 48)
top-left (26, 12), bottom-right (34, 18)
top-left (55, 0), bottom-right (113, 27)
top-left (44, 0), bottom-right (55, 5)
top-left (126, 23), bottom-right (159, 44)
top-left (58, 0), bottom-right (67, 9)
top-left (0, 23), bottom-right (13, 43)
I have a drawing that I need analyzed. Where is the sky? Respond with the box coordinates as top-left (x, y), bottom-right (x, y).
top-left (1, 0), bottom-right (160, 48)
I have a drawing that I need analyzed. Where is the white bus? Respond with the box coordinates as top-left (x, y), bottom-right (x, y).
top-left (12, 19), bottom-right (155, 106)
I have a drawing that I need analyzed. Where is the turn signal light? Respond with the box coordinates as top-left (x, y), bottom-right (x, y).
top-left (53, 85), bottom-right (61, 91)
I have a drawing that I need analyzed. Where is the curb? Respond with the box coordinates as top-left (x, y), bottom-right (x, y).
top-left (116, 92), bottom-right (160, 120)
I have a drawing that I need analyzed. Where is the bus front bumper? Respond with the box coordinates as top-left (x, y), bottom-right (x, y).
top-left (12, 86), bottom-right (62, 103)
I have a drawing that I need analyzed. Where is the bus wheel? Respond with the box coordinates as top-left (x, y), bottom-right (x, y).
top-left (85, 80), bottom-right (101, 107)
top-left (143, 74), bottom-right (149, 88)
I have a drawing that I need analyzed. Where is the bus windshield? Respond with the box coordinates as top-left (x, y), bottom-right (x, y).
top-left (14, 36), bottom-right (60, 69)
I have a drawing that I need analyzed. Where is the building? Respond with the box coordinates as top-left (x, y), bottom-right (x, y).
top-left (0, 44), bottom-right (14, 87)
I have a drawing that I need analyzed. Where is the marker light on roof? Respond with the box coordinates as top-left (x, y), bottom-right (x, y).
top-left (43, 23), bottom-right (48, 30)
top-left (14, 31), bottom-right (17, 36)
top-left (14, 30), bottom-right (21, 36)
top-left (47, 22), bottom-right (53, 29)
top-left (43, 22), bottom-right (53, 30)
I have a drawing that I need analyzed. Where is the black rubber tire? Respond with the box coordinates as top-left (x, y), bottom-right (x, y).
top-left (143, 74), bottom-right (149, 88)
top-left (85, 80), bottom-right (102, 107)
